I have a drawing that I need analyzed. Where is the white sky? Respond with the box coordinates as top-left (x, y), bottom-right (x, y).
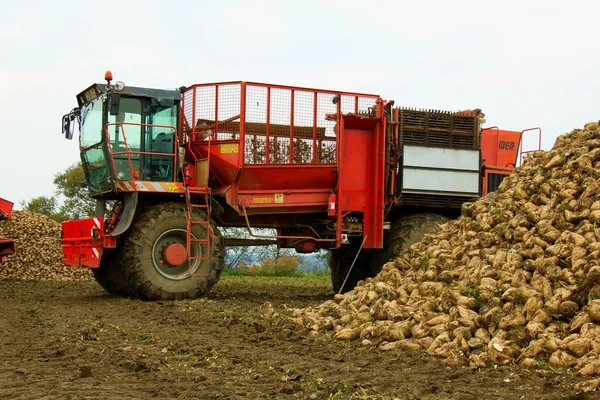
top-left (1, 0), bottom-right (598, 208)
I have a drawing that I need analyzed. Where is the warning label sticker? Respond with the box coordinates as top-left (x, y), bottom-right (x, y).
top-left (220, 144), bottom-right (239, 154)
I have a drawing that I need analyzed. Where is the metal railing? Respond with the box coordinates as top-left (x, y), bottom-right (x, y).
top-left (104, 122), bottom-right (178, 182)
top-left (181, 81), bottom-right (380, 165)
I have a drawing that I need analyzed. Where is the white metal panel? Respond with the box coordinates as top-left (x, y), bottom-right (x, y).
top-left (403, 169), bottom-right (480, 195)
top-left (403, 145), bottom-right (479, 171)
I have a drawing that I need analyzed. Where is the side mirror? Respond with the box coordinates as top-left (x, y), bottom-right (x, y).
top-left (62, 114), bottom-right (74, 140)
top-left (109, 93), bottom-right (121, 116)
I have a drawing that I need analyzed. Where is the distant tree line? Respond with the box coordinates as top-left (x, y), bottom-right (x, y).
top-left (21, 162), bottom-right (95, 222)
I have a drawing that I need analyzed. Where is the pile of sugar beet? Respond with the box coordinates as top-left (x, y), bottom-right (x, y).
top-left (0, 210), bottom-right (92, 281)
top-left (291, 122), bottom-right (600, 389)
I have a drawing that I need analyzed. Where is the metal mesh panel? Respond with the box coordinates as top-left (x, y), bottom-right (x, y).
top-left (340, 95), bottom-right (357, 114)
top-left (184, 82), bottom-right (379, 165)
top-left (358, 97), bottom-right (376, 113)
top-left (182, 89), bottom-right (195, 137)
top-left (401, 193), bottom-right (474, 209)
top-left (316, 93), bottom-right (338, 163)
top-left (186, 84), bottom-right (243, 142)
top-left (292, 90), bottom-right (315, 164)
top-left (264, 88), bottom-right (290, 164)
top-left (399, 108), bottom-right (479, 149)
top-left (244, 86), bottom-right (268, 163)
top-left (191, 86), bottom-right (216, 138)
top-left (214, 84), bottom-right (242, 140)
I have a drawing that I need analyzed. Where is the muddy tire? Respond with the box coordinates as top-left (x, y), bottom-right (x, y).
top-left (329, 247), bottom-right (374, 294)
top-left (92, 247), bottom-right (134, 297)
top-left (375, 213), bottom-right (449, 269)
top-left (121, 203), bottom-right (224, 300)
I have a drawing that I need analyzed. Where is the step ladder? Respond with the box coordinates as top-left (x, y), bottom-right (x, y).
top-left (184, 185), bottom-right (215, 277)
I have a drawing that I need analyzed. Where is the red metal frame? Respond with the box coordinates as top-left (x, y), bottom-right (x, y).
top-left (481, 166), bottom-right (513, 196)
top-left (62, 218), bottom-right (116, 268)
top-left (0, 197), bottom-right (13, 220)
top-left (519, 127), bottom-right (542, 165)
top-left (480, 126), bottom-right (543, 195)
top-left (179, 81), bottom-right (382, 248)
top-left (0, 197), bottom-right (15, 263)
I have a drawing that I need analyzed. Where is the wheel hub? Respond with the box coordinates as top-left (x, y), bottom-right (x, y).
top-left (151, 228), bottom-right (203, 281)
top-left (162, 243), bottom-right (187, 267)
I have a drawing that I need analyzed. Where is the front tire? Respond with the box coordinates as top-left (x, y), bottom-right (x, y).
top-left (331, 213), bottom-right (449, 294)
top-left (92, 247), bottom-right (135, 297)
top-left (121, 203), bottom-right (224, 300)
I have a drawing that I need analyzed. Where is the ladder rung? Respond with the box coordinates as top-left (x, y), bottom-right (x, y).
top-left (185, 186), bottom-right (214, 268)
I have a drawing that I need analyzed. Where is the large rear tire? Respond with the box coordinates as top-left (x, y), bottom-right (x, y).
top-left (121, 203), bottom-right (224, 300)
top-left (375, 213), bottom-right (449, 269)
top-left (329, 246), bottom-right (375, 294)
top-left (331, 213), bottom-right (449, 294)
top-left (92, 247), bottom-right (134, 297)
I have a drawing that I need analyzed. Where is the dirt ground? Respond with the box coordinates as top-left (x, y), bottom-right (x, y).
top-left (0, 276), bottom-right (598, 400)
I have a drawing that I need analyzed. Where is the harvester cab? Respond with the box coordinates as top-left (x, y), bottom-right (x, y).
top-left (62, 71), bottom-right (182, 197)
top-left (0, 197), bottom-right (16, 263)
top-left (60, 72), bottom-right (542, 300)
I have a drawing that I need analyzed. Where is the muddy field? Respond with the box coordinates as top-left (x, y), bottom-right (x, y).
top-left (0, 276), bottom-right (597, 399)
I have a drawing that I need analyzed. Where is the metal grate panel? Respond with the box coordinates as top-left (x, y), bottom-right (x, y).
top-left (400, 193), bottom-right (475, 209)
top-left (399, 108), bottom-right (479, 149)
top-left (183, 82), bottom-right (380, 165)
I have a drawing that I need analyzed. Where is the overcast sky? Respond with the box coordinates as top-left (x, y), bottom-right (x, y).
top-left (1, 0), bottom-right (598, 208)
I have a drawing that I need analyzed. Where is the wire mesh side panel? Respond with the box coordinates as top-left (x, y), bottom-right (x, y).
top-left (244, 86), bottom-right (268, 164)
top-left (244, 85), bottom-right (382, 165)
top-left (316, 93), bottom-right (338, 163)
top-left (215, 84), bottom-right (242, 140)
top-left (181, 89), bottom-right (195, 139)
top-left (292, 90), bottom-right (315, 164)
top-left (266, 88), bottom-right (291, 164)
top-left (185, 82), bottom-right (380, 165)
top-left (184, 83), bottom-right (242, 141)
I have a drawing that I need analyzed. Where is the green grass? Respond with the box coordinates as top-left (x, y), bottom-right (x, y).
top-left (221, 269), bottom-right (330, 279)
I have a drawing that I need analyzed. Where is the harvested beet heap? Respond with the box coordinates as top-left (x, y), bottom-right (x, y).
top-left (0, 210), bottom-right (92, 281)
top-left (292, 122), bottom-right (600, 381)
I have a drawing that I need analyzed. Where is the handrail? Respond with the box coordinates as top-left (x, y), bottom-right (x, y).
top-left (185, 80), bottom-right (381, 99)
top-left (519, 127), bottom-right (542, 166)
top-left (105, 122), bottom-right (178, 181)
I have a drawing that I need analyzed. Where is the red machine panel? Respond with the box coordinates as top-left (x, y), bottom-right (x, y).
top-left (337, 114), bottom-right (386, 249)
top-left (0, 197), bottom-right (15, 262)
top-left (62, 218), bottom-right (116, 268)
top-left (481, 128), bottom-right (522, 168)
top-left (0, 197), bottom-right (13, 220)
top-left (182, 82), bottom-right (381, 215)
